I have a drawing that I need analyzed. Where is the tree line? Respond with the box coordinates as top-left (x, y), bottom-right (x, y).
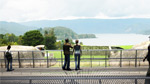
top-left (0, 29), bottom-right (58, 50)
top-left (0, 28), bottom-right (83, 50)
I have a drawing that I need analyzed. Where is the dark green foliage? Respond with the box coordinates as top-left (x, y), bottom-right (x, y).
top-left (55, 41), bottom-right (62, 50)
top-left (44, 36), bottom-right (56, 49)
top-left (22, 30), bottom-right (44, 46)
top-left (17, 35), bottom-right (23, 45)
top-left (44, 29), bottom-right (57, 50)
top-left (0, 33), bottom-right (19, 46)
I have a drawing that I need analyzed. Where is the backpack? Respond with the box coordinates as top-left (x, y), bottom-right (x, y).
top-left (5, 51), bottom-right (12, 59)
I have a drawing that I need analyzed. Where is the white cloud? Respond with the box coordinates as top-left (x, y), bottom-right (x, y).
top-left (1, 0), bottom-right (150, 22)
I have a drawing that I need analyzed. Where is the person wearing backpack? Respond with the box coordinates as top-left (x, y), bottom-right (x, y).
top-left (73, 40), bottom-right (82, 70)
top-left (5, 45), bottom-right (14, 71)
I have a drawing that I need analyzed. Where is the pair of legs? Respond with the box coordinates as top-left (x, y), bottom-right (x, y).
top-left (62, 54), bottom-right (70, 70)
top-left (145, 61), bottom-right (150, 84)
top-left (75, 54), bottom-right (80, 70)
top-left (7, 58), bottom-right (13, 71)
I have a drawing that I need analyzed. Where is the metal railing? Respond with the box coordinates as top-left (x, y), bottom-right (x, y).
top-left (0, 49), bottom-right (148, 68)
top-left (1, 76), bottom-right (150, 84)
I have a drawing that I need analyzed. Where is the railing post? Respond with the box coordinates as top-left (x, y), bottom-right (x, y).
top-left (120, 50), bottom-right (122, 67)
top-left (61, 51), bottom-right (63, 67)
top-left (46, 51), bottom-right (49, 68)
top-left (64, 79), bottom-right (66, 84)
top-left (49, 52), bottom-right (51, 67)
top-left (18, 51), bottom-right (21, 68)
top-left (1, 59), bottom-right (2, 68)
top-left (4, 52), bottom-right (7, 68)
top-left (135, 78), bottom-right (137, 84)
top-left (135, 50), bottom-right (137, 67)
top-left (99, 79), bottom-right (102, 84)
top-left (105, 51), bottom-right (107, 67)
top-left (29, 79), bottom-right (32, 84)
top-left (139, 60), bottom-right (140, 67)
top-left (90, 50), bottom-right (92, 68)
top-left (32, 51), bottom-right (35, 68)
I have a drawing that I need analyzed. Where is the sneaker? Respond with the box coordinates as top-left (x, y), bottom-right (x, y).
top-left (66, 68), bottom-right (72, 71)
top-left (78, 68), bottom-right (81, 70)
top-left (62, 68), bottom-right (66, 70)
top-left (10, 69), bottom-right (14, 71)
top-left (7, 70), bottom-right (10, 71)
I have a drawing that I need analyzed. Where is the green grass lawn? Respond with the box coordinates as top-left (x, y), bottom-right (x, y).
top-left (51, 61), bottom-right (109, 67)
top-left (114, 45), bottom-right (133, 49)
top-left (43, 51), bottom-right (109, 67)
top-left (44, 51), bottom-right (108, 61)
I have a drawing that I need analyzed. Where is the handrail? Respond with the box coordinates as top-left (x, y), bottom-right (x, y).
top-left (2, 76), bottom-right (150, 80)
top-left (0, 49), bottom-right (148, 52)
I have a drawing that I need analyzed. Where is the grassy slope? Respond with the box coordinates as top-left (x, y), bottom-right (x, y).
top-left (118, 45), bottom-right (133, 49)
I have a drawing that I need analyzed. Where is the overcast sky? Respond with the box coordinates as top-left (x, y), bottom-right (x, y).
top-left (1, 0), bottom-right (150, 22)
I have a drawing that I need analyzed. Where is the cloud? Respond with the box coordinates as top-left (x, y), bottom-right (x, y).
top-left (1, 0), bottom-right (150, 22)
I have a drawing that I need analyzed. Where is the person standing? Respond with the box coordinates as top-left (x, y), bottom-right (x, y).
top-left (73, 40), bottom-right (82, 70)
top-left (143, 45), bottom-right (150, 67)
top-left (5, 45), bottom-right (14, 71)
top-left (143, 45), bottom-right (150, 84)
top-left (62, 39), bottom-right (73, 70)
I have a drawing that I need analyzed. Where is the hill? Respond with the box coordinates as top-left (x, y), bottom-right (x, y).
top-left (1, 18), bottom-right (150, 35)
top-left (20, 18), bottom-right (150, 34)
top-left (39, 26), bottom-right (96, 40)
top-left (0, 21), bottom-right (37, 35)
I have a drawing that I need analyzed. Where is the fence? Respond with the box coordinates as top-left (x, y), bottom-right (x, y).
top-left (0, 49), bottom-right (148, 68)
top-left (1, 76), bottom-right (150, 84)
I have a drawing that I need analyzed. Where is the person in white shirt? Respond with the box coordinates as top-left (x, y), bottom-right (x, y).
top-left (73, 40), bottom-right (82, 70)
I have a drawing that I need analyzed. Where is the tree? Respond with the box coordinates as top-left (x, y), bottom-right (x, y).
top-left (44, 29), bottom-right (57, 50)
top-left (22, 30), bottom-right (44, 46)
top-left (17, 35), bottom-right (23, 45)
top-left (0, 33), bottom-right (19, 46)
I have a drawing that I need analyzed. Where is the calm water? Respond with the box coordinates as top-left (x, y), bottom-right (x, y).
top-left (75, 34), bottom-right (150, 46)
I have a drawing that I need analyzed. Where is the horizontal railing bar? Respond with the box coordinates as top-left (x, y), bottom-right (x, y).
top-left (1, 76), bottom-right (150, 80)
top-left (0, 58), bottom-right (144, 60)
top-left (0, 49), bottom-right (147, 52)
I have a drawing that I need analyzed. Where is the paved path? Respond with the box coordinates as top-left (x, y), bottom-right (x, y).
top-left (1, 67), bottom-right (150, 84)
top-left (0, 67), bottom-right (148, 76)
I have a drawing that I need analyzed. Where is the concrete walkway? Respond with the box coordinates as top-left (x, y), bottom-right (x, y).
top-left (1, 67), bottom-right (148, 76)
top-left (0, 67), bottom-right (149, 84)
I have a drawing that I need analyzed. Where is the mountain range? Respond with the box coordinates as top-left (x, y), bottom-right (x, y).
top-left (0, 21), bottom-right (37, 35)
top-left (0, 18), bottom-right (150, 35)
top-left (20, 18), bottom-right (150, 34)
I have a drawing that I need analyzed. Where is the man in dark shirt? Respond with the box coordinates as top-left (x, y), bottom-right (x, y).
top-left (62, 39), bottom-right (73, 70)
